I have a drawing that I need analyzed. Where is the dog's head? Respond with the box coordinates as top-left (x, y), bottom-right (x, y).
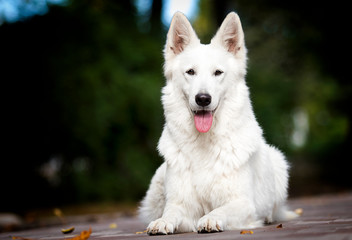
top-left (163, 12), bottom-right (247, 133)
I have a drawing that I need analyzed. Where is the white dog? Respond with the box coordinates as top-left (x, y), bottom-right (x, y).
top-left (139, 11), bottom-right (297, 235)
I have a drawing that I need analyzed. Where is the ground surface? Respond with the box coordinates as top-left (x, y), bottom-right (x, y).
top-left (1, 193), bottom-right (351, 240)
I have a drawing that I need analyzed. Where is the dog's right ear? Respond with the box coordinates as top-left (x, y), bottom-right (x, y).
top-left (164, 12), bottom-right (199, 59)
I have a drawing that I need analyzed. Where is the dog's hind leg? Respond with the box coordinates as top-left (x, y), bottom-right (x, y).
top-left (138, 163), bottom-right (166, 224)
top-left (268, 146), bottom-right (298, 222)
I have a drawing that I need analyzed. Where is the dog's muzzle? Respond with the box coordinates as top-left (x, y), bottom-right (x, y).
top-left (193, 93), bottom-right (213, 133)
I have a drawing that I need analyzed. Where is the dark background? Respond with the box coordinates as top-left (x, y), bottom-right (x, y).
top-left (1, 0), bottom-right (350, 213)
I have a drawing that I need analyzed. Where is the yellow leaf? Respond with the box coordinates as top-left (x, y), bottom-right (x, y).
top-left (240, 230), bottom-right (253, 234)
top-left (61, 227), bottom-right (75, 234)
top-left (295, 208), bottom-right (303, 216)
top-left (12, 237), bottom-right (34, 240)
top-left (109, 223), bottom-right (117, 229)
top-left (135, 230), bottom-right (147, 234)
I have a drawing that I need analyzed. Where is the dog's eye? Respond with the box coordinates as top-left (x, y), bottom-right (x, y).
top-left (214, 70), bottom-right (223, 76)
top-left (186, 69), bottom-right (195, 76)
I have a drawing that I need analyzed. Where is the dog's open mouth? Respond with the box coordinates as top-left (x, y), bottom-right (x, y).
top-left (193, 110), bottom-right (213, 133)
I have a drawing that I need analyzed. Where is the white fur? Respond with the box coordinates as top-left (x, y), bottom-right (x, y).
top-left (139, 11), bottom-right (297, 235)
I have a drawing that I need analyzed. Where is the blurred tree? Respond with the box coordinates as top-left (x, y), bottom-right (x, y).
top-left (1, 0), bottom-right (165, 211)
top-left (150, 0), bottom-right (162, 34)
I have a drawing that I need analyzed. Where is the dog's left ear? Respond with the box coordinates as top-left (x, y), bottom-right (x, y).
top-left (211, 12), bottom-right (245, 56)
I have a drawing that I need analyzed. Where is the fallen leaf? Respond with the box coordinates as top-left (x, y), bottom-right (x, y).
top-left (240, 230), bottom-right (253, 234)
top-left (66, 227), bottom-right (92, 240)
top-left (295, 208), bottom-right (303, 216)
top-left (276, 224), bottom-right (283, 228)
top-left (109, 223), bottom-right (117, 229)
top-left (11, 237), bottom-right (35, 240)
top-left (61, 227), bottom-right (75, 234)
top-left (135, 230), bottom-right (147, 234)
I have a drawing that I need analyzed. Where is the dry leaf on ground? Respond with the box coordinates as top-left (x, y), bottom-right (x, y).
top-left (109, 223), bottom-right (117, 229)
top-left (61, 227), bottom-right (75, 234)
top-left (295, 208), bottom-right (303, 215)
top-left (240, 230), bottom-right (253, 234)
top-left (66, 227), bottom-right (92, 240)
top-left (276, 224), bottom-right (283, 228)
top-left (12, 237), bottom-right (35, 240)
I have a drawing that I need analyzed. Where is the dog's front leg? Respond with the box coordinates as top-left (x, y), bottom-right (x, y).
top-left (146, 203), bottom-right (184, 235)
top-left (197, 199), bottom-right (262, 233)
top-left (147, 200), bottom-right (197, 234)
top-left (146, 166), bottom-right (195, 235)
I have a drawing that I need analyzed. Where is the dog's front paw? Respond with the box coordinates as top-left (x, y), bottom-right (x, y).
top-left (147, 218), bottom-right (174, 235)
top-left (197, 216), bottom-right (224, 233)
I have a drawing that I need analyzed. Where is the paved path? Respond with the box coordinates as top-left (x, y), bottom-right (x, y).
top-left (1, 193), bottom-right (351, 240)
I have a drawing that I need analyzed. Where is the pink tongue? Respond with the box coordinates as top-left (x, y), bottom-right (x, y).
top-left (194, 111), bottom-right (213, 133)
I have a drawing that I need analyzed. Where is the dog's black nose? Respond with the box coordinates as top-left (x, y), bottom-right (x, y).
top-left (195, 93), bottom-right (212, 107)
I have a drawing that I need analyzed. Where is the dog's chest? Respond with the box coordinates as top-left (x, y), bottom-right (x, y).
top-left (190, 163), bottom-right (235, 211)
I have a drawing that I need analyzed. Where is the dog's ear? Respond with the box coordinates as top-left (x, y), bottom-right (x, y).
top-left (211, 12), bottom-right (245, 56)
top-left (164, 12), bottom-right (199, 58)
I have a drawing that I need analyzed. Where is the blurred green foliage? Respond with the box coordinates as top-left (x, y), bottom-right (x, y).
top-left (51, 1), bottom-right (165, 202)
top-left (1, 0), bottom-right (350, 212)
